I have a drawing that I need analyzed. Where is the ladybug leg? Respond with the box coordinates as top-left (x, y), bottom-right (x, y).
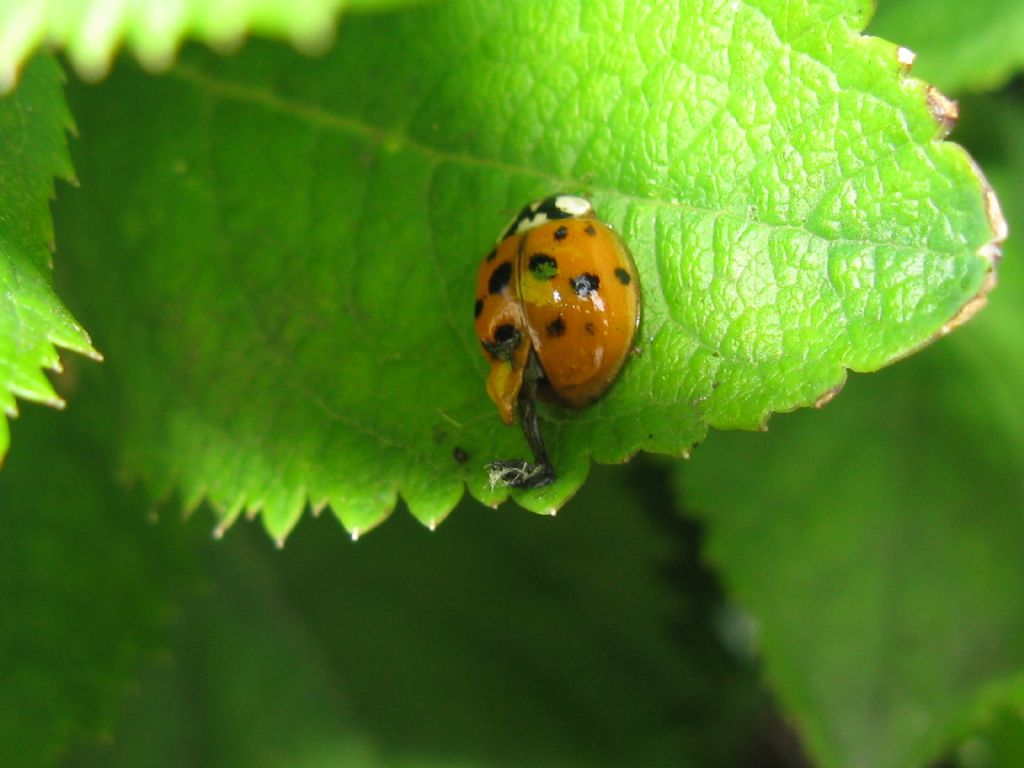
top-left (517, 383), bottom-right (551, 467)
top-left (486, 351), bottom-right (556, 490)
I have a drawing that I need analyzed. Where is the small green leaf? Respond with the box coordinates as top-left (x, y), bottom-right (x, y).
top-left (0, 0), bottom-right (430, 90)
top-left (870, 0), bottom-right (1024, 93)
top-left (55, 0), bottom-right (1002, 540)
top-left (0, 54), bottom-right (98, 462)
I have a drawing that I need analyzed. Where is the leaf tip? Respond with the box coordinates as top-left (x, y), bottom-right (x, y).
top-left (289, 16), bottom-right (337, 57)
top-left (136, 44), bottom-right (180, 77)
top-left (424, 510), bottom-right (452, 531)
top-left (71, 51), bottom-right (114, 85)
top-left (13, 383), bottom-right (67, 411)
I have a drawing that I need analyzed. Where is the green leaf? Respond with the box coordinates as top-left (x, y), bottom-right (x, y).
top-left (65, 463), bottom-right (763, 768)
top-left (0, 0), bottom-right (431, 90)
top-left (679, 94), bottom-right (1024, 767)
top-left (0, 54), bottom-right (98, 461)
top-left (54, 0), bottom-right (1002, 540)
top-left (869, 0), bottom-right (1024, 93)
top-left (0, 401), bottom-right (190, 767)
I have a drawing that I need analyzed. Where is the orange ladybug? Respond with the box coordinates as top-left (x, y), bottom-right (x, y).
top-left (474, 195), bottom-right (641, 489)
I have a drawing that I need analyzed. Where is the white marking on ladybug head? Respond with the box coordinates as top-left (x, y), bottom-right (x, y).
top-left (553, 195), bottom-right (592, 218)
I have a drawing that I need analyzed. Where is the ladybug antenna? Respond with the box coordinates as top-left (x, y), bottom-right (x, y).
top-left (486, 351), bottom-right (556, 490)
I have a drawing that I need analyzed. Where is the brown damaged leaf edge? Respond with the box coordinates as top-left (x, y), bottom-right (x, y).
top-left (919, 70), bottom-right (1006, 343)
top-left (814, 380), bottom-right (846, 409)
top-left (929, 158), bottom-right (1006, 340)
top-left (926, 85), bottom-right (960, 139)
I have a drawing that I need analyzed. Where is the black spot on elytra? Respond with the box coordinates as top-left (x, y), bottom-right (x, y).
top-left (495, 324), bottom-right (517, 342)
top-left (571, 272), bottom-right (600, 298)
top-left (546, 316), bottom-right (566, 337)
top-left (474, 298), bottom-right (483, 318)
top-left (481, 323), bottom-right (522, 362)
top-left (488, 261), bottom-right (513, 294)
top-left (614, 267), bottom-right (632, 285)
top-left (554, 226), bottom-right (568, 241)
top-left (453, 446), bottom-right (469, 464)
top-left (584, 322), bottom-right (595, 335)
top-left (529, 253), bottom-right (558, 280)
top-left (485, 247), bottom-right (497, 262)
top-left (584, 224), bottom-right (597, 236)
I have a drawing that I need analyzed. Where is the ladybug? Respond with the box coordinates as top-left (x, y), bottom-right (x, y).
top-left (474, 194), bottom-right (641, 489)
